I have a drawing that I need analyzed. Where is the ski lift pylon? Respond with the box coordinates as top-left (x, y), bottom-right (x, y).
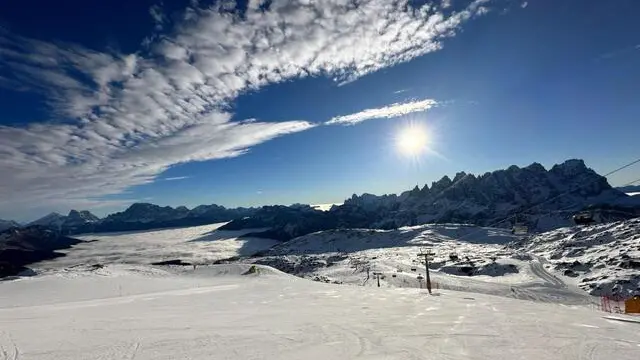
top-left (511, 214), bottom-right (528, 235)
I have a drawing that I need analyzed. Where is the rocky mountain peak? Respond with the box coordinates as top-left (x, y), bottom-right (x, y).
top-left (452, 172), bottom-right (467, 182)
top-left (525, 162), bottom-right (546, 173)
top-left (67, 210), bottom-right (100, 222)
top-left (330, 159), bottom-right (632, 231)
top-left (28, 212), bottom-right (66, 228)
top-left (550, 159), bottom-right (588, 176)
top-left (430, 175), bottom-right (453, 193)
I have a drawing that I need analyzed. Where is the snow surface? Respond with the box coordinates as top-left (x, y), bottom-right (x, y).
top-left (524, 218), bottom-right (640, 296)
top-left (311, 203), bottom-right (342, 211)
top-left (29, 220), bottom-right (638, 304)
top-left (1, 264), bottom-right (639, 360)
top-left (35, 223), bottom-right (279, 269)
top-left (247, 224), bottom-right (601, 306)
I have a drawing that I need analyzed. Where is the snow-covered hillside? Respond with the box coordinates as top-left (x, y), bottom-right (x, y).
top-left (34, 223), bottom-right (278, 270)
top-left (29, 219), bottom-right (639, 302)
top-left (241, 220), bottom-right (640, 302)
top-left (240, 224), bottom-right (592, 305)
top-left (1, 264), bottom-right (637, 360)
top-left (523, 218), bottom-right (640, 296)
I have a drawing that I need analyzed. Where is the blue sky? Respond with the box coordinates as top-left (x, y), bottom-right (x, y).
top-left (1, 0), bottom-right (639, 221)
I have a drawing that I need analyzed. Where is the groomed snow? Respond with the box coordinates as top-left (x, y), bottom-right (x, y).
top-left (1, 264), bottom-right (638, 360)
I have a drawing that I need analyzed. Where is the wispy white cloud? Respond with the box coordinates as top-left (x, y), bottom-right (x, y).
top-left (326, 99), bottom-right (438, 125)
top-left (521, 2), bottom-right (528, 8)
top-left (164, 176), bottom-right (191, 181)
top-left (149, 2), bottom-right (167, 31)
top-left (394, 89), bottom-right (409, 94)
top-left (441, 0), bottom-right (453, 9)
top-left (0, 0), bottom-right (490, 218)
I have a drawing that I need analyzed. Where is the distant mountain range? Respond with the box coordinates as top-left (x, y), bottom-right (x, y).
top-left (15, 159), bottom-right (640, 238)
top-left (617, 184), bottom-right (640, 195)
top-left (220, 159), bottom-right (640, 240)
top-left (22, 203), bottom-right (258, 235)
top-left (28, 210), bottom-right (101, 232)
top-left (0, 226), bottom-right (83, 277)
top-left (336, 159), bottom-right (636, 229)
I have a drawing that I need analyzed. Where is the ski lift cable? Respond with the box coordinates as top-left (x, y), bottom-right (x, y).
top-left (621, 176), bottom-right (640, 187)
top-left (540, 176), bottom-right (640, 218)
top-left (550, 175), bottom-right (640, 215)
top-left (454, 157), bottom-right (640, 241)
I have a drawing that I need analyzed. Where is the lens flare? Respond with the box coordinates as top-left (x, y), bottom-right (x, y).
top-left (396, 123), bottom-right (430, 156)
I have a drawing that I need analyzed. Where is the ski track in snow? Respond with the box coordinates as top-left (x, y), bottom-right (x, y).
top-left (0, 331), bottom-right (20, 360)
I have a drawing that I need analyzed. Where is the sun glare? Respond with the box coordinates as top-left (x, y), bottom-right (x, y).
top-left (396, 123), bottom-right (430, 156)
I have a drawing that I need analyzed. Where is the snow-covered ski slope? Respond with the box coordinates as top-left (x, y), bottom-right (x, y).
top-left (35, 223), bottom-right (278, 269)
top-left (32, 221), bottom-right (637, 304)
top-left (1, 264), bottom-right (638, 360)
top-left (525, 218), bottom-right (640, 296)
top-left (250, 224), bottom-right (600, 305)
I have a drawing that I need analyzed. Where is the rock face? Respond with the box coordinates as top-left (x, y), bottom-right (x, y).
top-left (0, 226), bottom-right (83, 277)
top-left (221, 159), bottom-right (639, 240)
top-left (28, 212), bottom-right (68, 228)
top-left (0, 219), bottom-right (19, 232)
top-left (335, 159), bottom-right (634, 231)
top-left (65, 210), bottom-right (100, 226)
top-left (25, 203), bottom-right (257, 235)
top-left (81, 203), bottom-right (256, 233)
top-left (28, 210), bottom-right (101, 232)
top-left (220, 204), bottom-right (336, 241)
top-left (25, 159), bottom-right (639, 237)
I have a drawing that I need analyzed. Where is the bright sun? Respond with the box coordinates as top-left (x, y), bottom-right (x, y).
top-left (396, 124), bottom-right (430, 156)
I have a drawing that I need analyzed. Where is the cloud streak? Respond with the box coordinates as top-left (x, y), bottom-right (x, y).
top-left (0, 0), bottom-right (490, 218)
top-left (164, 176), bottom-right (191, 181)
top-left (326, 99), bottom-right (438, 125)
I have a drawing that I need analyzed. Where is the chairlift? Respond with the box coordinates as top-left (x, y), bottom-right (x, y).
top-left (511, 214), bottom-right (528, 235)
top-left (573, 212), bottom-right (595, 225)
top-left (511, 224), bottom-right (528, 235)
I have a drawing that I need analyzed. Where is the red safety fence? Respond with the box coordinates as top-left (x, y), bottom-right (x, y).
top-left (600, 295), bottom-right (640, 314)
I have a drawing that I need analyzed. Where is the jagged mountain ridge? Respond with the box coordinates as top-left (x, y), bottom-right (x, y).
top-left (29, 210), bottom-right (101, 230)
top-left (219, 159), bottom-right (639, 240)
top-left (340, 159), bottom-right (631, 230)
top-left (26, 159), bottom-right (639, 237)
top-left (70, 203), bottom-right (257, 234)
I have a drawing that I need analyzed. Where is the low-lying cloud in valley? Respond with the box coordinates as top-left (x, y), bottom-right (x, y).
top-left (0, 0), bottom-right (490, 218)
